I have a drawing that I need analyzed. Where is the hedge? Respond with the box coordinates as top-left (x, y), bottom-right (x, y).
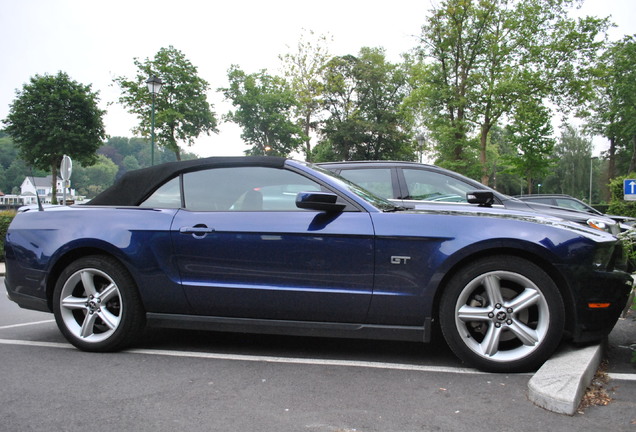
top-left (0, 211), bottom-right (15, 262)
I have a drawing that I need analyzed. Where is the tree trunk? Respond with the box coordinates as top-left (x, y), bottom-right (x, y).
top-left (480, 123), bottom-right (490, 185)
top-left (304, 112), bottom-right (312, 162)
top-left (629, 135), bottom-right (636, 174)
top-left (51, 163), bottom-right (58, 205)
top-left (608, 136), bottom-right (616, 179)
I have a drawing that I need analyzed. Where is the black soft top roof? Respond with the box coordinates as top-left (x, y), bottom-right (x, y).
top-left (88, 156), bottom-right (287, 206)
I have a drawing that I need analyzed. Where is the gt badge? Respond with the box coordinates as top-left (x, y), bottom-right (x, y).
top-left (391, 256), bottom-right (411, 265)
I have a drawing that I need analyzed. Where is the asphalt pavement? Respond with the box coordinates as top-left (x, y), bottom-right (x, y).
top-left (1, 260), bottom-right (634, 416)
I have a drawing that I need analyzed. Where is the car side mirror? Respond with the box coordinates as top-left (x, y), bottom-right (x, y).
top-left (467, 191), bottom-right (494, 207)
top-left (296, 192), bottom-right (346, 212)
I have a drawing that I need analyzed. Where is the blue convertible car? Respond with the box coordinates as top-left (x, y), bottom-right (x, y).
top-left (3, 157), bottom-right (632, 372)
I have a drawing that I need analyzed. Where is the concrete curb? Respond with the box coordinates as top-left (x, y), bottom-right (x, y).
top-left (528, 343), bottom-right (603, 415)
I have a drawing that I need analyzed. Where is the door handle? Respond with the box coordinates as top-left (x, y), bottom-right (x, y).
top-left (179, 226), bottom-right (215, 237)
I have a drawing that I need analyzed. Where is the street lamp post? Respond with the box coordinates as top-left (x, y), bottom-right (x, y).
top-left (589, 156), bottom-right (597, 204)
top-left (146, 75), bottom-right (163, 166)
top-left (416, 133), bottom-right (426, 163)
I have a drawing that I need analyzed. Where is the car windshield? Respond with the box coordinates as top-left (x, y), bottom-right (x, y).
top-left (307, 163), bottom-right (400, 211)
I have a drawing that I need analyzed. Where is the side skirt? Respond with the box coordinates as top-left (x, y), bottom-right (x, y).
top-left (147, 313), bottom-right (430, 343)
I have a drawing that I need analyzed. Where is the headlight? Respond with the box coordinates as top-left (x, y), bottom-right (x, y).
top-left (587, 218), bottom-right (619, 235)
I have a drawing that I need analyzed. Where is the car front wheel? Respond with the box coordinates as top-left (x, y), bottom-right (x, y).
top-left (53, 255), bottom-right (145, 352)
top-left (439, 256), bottom-right (565, 373)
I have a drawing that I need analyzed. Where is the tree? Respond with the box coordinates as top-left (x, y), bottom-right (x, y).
top-left (503, 100), bottom-right (555, 193)
top-left (544, 125), bottom-right (593, 200)
top-left (280, 30), bottom-right (332, 161)
top-left (318, 48), bottom-right (413, 161)
top-left (412, 0), bottom-right (609, 184)
top-left (73, 155), bottom-right (118, 197)
top-left (114, 46), bottom-right (218, 161)
top-left (3, 72), bottom-right (105, 203)
top-left (584, 36), bottom-right (636, 178)
top-left (220, 66), bottom-right (306, 156)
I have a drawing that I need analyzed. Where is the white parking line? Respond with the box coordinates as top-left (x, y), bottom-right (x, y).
top-left (0, 320), bottom-right (55, 330)
top-left (1, 334), bottom-right (634, 380)
top-left (0, 337), bottom-right (495, 375)
top-left (0, 339), bottom-right (71, 349)
top-left (608, 373), bottom-right (636, 382)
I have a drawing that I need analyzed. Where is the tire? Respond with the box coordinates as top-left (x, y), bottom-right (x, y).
top-left (53, 255), bottom-right (145, 352)
top-left (439, 256), bottom-right (565, 373)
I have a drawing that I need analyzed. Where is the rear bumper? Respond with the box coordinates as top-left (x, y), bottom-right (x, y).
top-left (3, 256), bottom-right (51, 313)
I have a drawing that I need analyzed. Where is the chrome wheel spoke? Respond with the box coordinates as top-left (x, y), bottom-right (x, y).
top-left (97, 309), bottom-right (120, 330)
top-left (80, 311), bottom-right (99, 338)
top-left (80, 270), bottom-right (98, 297)
top-left (61, 295), bottom-right (88, 311)
top-left (483, 275), bottom-right (504, 306)
top-left (99, 283), bottom-right (118, 303)
top-left (481, 324), bottom-right (503, 357)
top-left (457, 305), bottom-right (492, 322)
top-left (508, 319), bottom-right (539, 346)
top-left (507, 288), bottom-right (540, 313)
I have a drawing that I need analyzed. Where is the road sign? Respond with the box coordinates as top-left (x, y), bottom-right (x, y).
top-left (60, 155), bottom-right (72, 205)
top-left (60, 155), bottom-right (72, 181)
top-left (624, 179), bottom-right (636, 201)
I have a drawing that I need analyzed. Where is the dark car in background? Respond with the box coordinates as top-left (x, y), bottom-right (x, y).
top-left (4, 157), bottom-right (632, 372)
top-left (515, 194), bottom-right (636, 231)
top-left (319, 161), bottom-right (621, 234)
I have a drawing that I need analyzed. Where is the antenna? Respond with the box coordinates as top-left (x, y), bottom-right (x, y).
top-left (28, 168), bottom-right (44, 212)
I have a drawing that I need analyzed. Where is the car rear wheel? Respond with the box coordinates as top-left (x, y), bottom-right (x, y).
top-left (439, 256), bottom-right (565, 373)
top-left (53, 255), bottom-right (145, 352)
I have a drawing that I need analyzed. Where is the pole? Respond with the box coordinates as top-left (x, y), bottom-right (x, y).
top-left (589, 157), bottom-right (593, 204)
top-left (151, 93), bottom-right (156, 166)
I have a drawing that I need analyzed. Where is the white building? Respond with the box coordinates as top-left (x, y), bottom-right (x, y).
top-left (0, 176), bottom-right (78, 208)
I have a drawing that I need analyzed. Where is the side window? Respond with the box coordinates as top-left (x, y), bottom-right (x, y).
top-left (337, 168), bottom-right (394, 199)
top-left (555, 198), bottom-right (588, 212)
top-left (181, 166), bottom-right (324, 212)
top-left (139, 177), bottom-right (182, 208)
top-left (402, 169), bottom-right (476, 203)
top-left (526, 198), bottom-right (554, 206)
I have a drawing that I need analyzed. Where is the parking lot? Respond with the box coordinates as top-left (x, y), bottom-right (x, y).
top-left (1, 274), bottom-right (635, 431)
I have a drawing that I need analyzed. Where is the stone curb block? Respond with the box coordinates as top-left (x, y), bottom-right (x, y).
top-left (528, 343), bottom-right (603, 415)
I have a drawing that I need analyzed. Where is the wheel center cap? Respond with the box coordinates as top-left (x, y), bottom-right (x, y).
top-left (496, 311), bottom-right (507, 321)
top-left (87, 300), bottom-right (99, 313)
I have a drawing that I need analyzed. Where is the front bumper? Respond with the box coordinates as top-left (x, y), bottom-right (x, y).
top-left (571, 269), bottom-right (633, 343)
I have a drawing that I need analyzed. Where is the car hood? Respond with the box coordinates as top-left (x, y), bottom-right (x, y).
top-left (409, 202), bottom-right (614, 240)
top-left (498, 196), bottom-right (618, 228)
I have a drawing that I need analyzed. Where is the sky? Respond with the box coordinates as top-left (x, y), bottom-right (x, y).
top-left (1, 0), bottom-right (635, 159)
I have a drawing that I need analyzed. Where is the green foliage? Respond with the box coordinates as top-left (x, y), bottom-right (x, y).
top-left (504, 101), bottom-right (556, 193)
top-left (0, 210), bottom-right (15, 262)
top-left (280, 30), bottom-right (332, 161)
top-left (3, 72), bottom-right (106, 203)
top-left (318, 48), bottom-right (414, 161)
top-left (411, 0), bottom-right (608, 183)
top-left (607, 174), bottom-right (636, 218)
top-left (583, 36), bottom-right (636, 178)
top-left (220, 66), bottom-right (306, 156)
top-left (542, 125), bottom-right (594, 200)
top-left (73, 155), bottom-right (118, 197)
top-left (114, 46), bottom-right (218, 161)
